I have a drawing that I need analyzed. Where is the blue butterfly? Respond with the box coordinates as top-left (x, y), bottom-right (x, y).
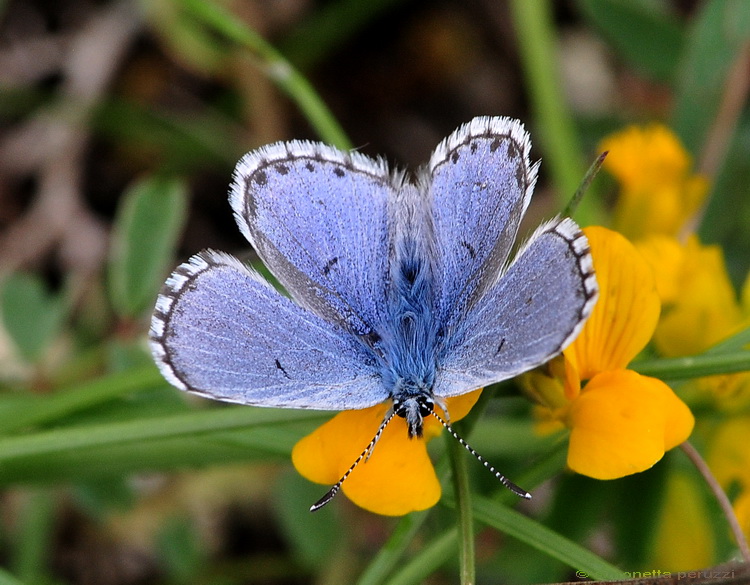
top-left (150, 117), bottom-right (598, 509)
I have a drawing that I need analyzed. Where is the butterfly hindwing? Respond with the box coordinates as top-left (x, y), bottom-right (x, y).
top-left (434, 218), bottom-right (598, 398)
top-left (150, 251), bottom-right (387, 410)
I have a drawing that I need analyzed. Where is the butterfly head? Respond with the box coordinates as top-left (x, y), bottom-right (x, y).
top-left (392, 394), bottom-right (433, 438)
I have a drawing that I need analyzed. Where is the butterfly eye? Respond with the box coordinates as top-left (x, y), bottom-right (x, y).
top-left (418, 397), bottom-right (434, 417)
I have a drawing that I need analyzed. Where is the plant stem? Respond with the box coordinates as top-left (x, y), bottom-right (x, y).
top-left (633, 351), bottom-right (750, 381)
top-left (680, 441), bottom-right (750, 562)
top-left (447, 430), bottom-right (476, 585)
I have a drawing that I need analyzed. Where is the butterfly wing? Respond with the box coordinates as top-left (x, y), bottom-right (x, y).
top-left (427, 116), bottom-right (538, 325)
top-left (230, 141), bottom-right (397, 339)
top-left (434, 218), bottom-right (598, 397)
top-left (150, 251), bottom-right (387, 410)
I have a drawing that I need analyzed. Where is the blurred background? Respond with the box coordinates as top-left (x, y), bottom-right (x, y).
top-left (0, 1), bottom-right (749, 584)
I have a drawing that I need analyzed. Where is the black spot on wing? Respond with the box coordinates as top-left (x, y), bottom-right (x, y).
top-left (322, 256), bottom-right (339, 276)
top-left (515, 164), bottom-right (526, 190)
top-left (252, 170), bottom-right (267, 186)
top-left (460, 240), bottom-right (476, 259)
top-left (507, 139), bottom-right (520, 160)
top-left (333, 167), bottom-right (346, 178)
top-left (275, 163), bottom-right (290, 175)
top-left (243, 176), bottom-right (259, 217)
top-left (275, 359), bottom-right (291, 379)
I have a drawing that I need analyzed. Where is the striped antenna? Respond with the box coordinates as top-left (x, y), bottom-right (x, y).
top-left (310, 410), bottom-right (398, 512)
top-left (430, 410), bottom-right (531, 500)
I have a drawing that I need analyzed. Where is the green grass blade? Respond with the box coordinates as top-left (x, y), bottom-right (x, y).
top-left (0, 366), bottom-right (166, 434)
top-left (0, 568), bottom-right (28, 585)
top-left (385, 529), bottom-right (457, 585)
top-left (108, 175), bottom-right (188, 318)
top-left (355, 511), bottom-right (429, 585)
top-left (633, 350), bottom-right (750, 380)
top-left (471, 495), bottom-right (626, 581)
top-left (509, 0), bottom-right (603, 224)
top-left (0, 406), bottom-right (321, 465)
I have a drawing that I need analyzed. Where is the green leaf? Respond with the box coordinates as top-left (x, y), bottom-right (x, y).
top-left (577, 0), bottom-right (684, 82)
top-left (705, 324), bottom-right (750, 354)
top-left (108, 175), bottom-right (188, 318)
top-left (11, 489), bottom-right (56, 585)
top-left (385, 529), bottom-right (458, 585)
top-left (471, 495), bottom-right (627, 581)
top-left (633, 324), bottom-right (750, 381)
top-left (699, 112), bottom-right (750, 283)
top-left (0, 406), bottom-right (325, 485)
top-left (0, 365), bottom-right (166, 435)
top-left (0, 568), bottom-right (28, 585)
top-left (355, 511), bottom-right (429, 585)
top-left (157, 516), bottom-right (205, 582)
top-left (0, 273), bottom-right (64, 363)
top-left (672, 0), bottom-right (750, 155)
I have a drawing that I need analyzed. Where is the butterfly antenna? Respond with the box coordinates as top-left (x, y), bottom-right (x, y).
top-left (429, 410), bottom-right (532, 500)
top-left (310, 410), bottom-right (398, 512)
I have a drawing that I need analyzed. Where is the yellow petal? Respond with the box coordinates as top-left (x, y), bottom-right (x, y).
top-left (661, 378), bottom-right (696, 450)
top-left (600, 124), bottom-right (707, 240)
top-left (653, 237), bottom-right (743, 356)
top-left (599, 124), bottom-right (692, 190)
top-left (697, 373), bottom-right (750, 411)
top-left (612, 179), bottom-right (708, 241)
top-left (635, 235), bottom-right (685, 305)
top-left (519, 354), bottom-right (570, 409)
top-left (340, 414), bottom-right (442, 516)
top-left (651, 472), bottom-right (716, 571)
top-left (733, 490), bottom-right (750, 543)
top-left (564, 227), bottom-right (660, 380)
top-left (292, 403), bottom-right (440, 515)
top-left (566, 370), bottom-right (693, 479)
top-left (708, 416), bottom-right (750, 488)
top-left (291, 389), bottom-right (482, 516)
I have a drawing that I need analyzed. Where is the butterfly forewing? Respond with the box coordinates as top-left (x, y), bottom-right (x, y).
top-left (230, 142), bottom-right (397, 338)
top-left (427, 117), bottom-right (539, 326)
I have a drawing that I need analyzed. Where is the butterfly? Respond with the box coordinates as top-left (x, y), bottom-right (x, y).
top-left (150, 116), bottom-right (598, 509)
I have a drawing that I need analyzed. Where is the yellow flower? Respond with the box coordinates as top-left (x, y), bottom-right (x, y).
top-left (525, 227), bottom-right (694, 479)
top-left (292, 389), bottom-right (482, 516)
top-left (651, 472), bottom-right (716, 570)
top-left (637, 235), bottom-right (750, 408)
top-left (709, 416), bottom-right (750, 540)
top-left (599, 124), bottom-right (708, 241)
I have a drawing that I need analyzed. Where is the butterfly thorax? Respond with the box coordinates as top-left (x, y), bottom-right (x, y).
top-left (379, 232), bottom-right (438, 438)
